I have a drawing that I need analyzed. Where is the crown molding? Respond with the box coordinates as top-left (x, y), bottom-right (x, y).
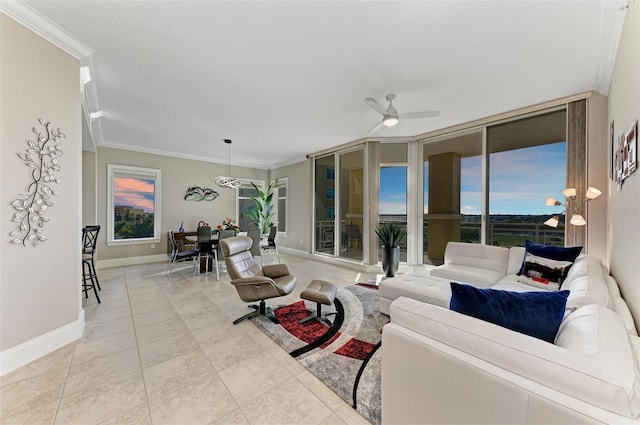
top-left (594, 0), bottom-right (628, 95)
top-left (97, 141), bottom-right (271, 170)
top-left (0, 0), bottom-right (93, 59)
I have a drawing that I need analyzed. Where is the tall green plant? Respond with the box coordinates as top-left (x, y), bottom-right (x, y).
top-left (245, 180), bottom-right (277, 236)
top-left (375, 222), bottom-right (408, 248)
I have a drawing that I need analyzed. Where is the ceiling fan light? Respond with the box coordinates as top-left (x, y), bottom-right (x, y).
top-left (383, 116), bottom-right (399, 127)
top-left (585, 186), bottom-right (602, 200)
top-left (570, 214), bottom-right (587, 226)
top-left (544, 216), bottom-right (560, 228)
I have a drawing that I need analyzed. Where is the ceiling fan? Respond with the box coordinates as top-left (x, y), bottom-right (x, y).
top-left (364, 93), bottom-right (440, 134)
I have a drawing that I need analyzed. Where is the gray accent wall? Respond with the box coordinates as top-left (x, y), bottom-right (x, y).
top-left (608, 2), bottom-right (640, 326)
top-left (95, 147), bottom-right (268, 262)
top-left (270, 159), bottom-right (311, 252)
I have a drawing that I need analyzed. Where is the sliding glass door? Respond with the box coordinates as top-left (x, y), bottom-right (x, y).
top-left (486, 110), bottom-right (567, 247)
top-left (314, 155), bottom-right (336, 255)
top-left (338, 148), bottom-right (364, 261)
top-left (422, 131), bottom-right (482, 265)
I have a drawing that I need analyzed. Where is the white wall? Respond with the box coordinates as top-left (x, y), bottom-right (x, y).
top-left (0, 15), bottom-right (82, 373)
top-left (607, 3), bottom-right (640, 324)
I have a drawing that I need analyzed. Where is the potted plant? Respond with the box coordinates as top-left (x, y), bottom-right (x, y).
top-left (375, 222), bottom-right (407, 277)
top-left (245, 180), bottom-right (278, 237)
top-left (220, 217), bottom-right (240, 234)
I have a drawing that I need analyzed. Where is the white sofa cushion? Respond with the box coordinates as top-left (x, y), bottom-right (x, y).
top-left (561, 256), bottom-right (611, 311)
top-left (554, 305), bottom-right (640, 415)
top-left (612, 295), bottom-right (639, 336)
top-left (438, 242), bottom-right (509, 274)
top-left (606, 275), bottom-right (622, 297)
top-left (389, 297), bottom-right (640, 418)
top-left (430, 264), bottom-right (504, 288)
top-left (506, 246), bottom-right (526, 275)
top-left (379, 272), bottom-right (451, 314)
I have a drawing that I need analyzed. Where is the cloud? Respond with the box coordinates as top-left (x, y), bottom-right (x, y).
top-left (114, 192), bottom-right (155, 212)
top-left (379, 201), bottom-right (407, 215)
top-left (114, 177), bottom-right (155, 194)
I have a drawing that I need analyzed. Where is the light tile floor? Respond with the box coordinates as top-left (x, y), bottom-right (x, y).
top-left (0, 253), bottom-right (379, 425)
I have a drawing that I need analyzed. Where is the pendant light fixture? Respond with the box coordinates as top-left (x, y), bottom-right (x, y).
top-left (215, 139), bottom-right (241, 189)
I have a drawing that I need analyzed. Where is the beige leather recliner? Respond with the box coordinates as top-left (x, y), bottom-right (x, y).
top-left (220, 236), bottom-right (297, 324)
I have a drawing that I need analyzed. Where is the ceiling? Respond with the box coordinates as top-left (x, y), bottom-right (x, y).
top-left (3, 1), bottom-right (628, 169)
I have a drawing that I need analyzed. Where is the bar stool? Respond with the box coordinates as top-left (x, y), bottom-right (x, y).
top-left (82, 225), bottom-right (101, 303)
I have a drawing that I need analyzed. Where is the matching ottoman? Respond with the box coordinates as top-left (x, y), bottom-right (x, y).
top-left (299, 279), bottom-right (337, 326)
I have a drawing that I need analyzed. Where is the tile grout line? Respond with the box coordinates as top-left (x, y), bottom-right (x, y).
top-left (124, 271), bottom-right (155, 425)
top-left (49, 337), bottom-right (78, 425)
top-left (162, 271), bottom-right (250, 424)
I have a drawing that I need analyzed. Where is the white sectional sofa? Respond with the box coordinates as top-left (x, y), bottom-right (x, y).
top-left (380, 242), bottom-right (640, 424)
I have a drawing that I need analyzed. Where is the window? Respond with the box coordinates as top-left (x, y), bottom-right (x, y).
top-left (326, 167), bottom-right (335, 180)
top-left (107, 164), bottom-right (161, 245)
top-left (237, 180), bottom-right (261, 231)
top-left (275, 178), bottom-right (288, 233)
top-left (326, 187), bottom-right (335, 200)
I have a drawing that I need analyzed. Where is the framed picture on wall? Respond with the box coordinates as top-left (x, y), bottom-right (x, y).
top-left (625, 119), bottom-right (637, 174)
top-left (610, 120), bottom-right (615, 180)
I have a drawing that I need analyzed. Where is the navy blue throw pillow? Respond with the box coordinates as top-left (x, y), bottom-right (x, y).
top-left (449, 282), bottom-right (569, 343)
top-left (518, 240), bottom-right (583, 275)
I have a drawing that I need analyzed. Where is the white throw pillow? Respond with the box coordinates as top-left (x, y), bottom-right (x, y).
top-left (517, 253), bottom-right (572, 291)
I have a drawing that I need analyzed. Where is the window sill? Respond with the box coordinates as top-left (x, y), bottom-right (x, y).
top-left (106, 238), bottom-right (161, 247)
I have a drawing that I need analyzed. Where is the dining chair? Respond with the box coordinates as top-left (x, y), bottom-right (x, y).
top-left (166, 229), bottom-right (199, 276)
top-left (261, 226), bottom-right (280, 263)
top-left (247, 228), bottom-right (261, 258)
top-left (82, 225), bottom-right (101, 303)
top-left (214, 230), bottom-right (236, 270)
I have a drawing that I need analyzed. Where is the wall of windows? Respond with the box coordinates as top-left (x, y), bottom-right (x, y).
top-left (311, 100), bottom-right (589, 267)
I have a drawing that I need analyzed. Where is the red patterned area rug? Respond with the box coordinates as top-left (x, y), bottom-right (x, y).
top-left (250, 285), bottom-right (388, 425)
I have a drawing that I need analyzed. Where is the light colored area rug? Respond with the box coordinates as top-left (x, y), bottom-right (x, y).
top-left (250, 285), bottom-right (388, 425)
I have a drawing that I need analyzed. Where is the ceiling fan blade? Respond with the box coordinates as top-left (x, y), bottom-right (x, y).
top-left (366, 121), bottom-right (384, 135)
top-left (399, 111), bottom-right (440, 120)
top-left (364, 97), bottom-right (387, 115)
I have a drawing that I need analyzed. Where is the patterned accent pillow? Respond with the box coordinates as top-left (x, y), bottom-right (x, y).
top-left (517, 253), bottom-right (573, 290)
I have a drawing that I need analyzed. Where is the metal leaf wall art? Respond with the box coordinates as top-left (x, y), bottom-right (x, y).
top-left (184, 186), bottom-right (219, 201)
top-left (9, 119), bottom-right (64, 246)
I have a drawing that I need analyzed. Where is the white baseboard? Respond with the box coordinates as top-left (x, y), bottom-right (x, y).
top-left (0, 309), bottom-right (85, 377)
top-left (97, 254), bottom-right (167, 269)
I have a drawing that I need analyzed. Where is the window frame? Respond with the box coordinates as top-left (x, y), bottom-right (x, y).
top-left (236, 178), bottom-right (264, 231)
top-left (106, 164), bottom-right (161, 246)
top-left (274, 177), bottom-right (288, 235)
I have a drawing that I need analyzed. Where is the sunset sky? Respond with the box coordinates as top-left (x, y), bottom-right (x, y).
top-left (379, 142), bottom-right (567, 216)
top-left (114, 177), bottom-right (155, 212)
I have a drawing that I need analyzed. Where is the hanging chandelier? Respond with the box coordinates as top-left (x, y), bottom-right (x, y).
top-left (215, 139), bottom-right (241, 189)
